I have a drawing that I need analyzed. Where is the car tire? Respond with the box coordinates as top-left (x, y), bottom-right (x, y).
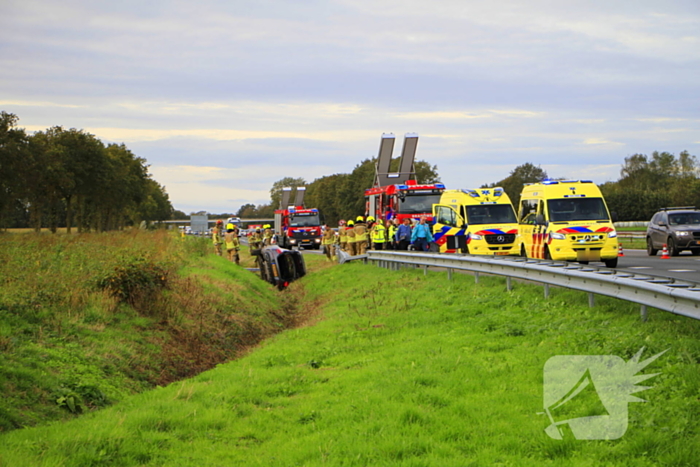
top-left (646, 237), bottom-right (658, 256)
top-left (544, 245), bottom-right (552, 260)
top-left (604, 257), bottom-right (618, 268)
top-left (668, 238), bottom-right (679, 256)
top-left (520, 245), bottom-right (526, 257)
top-left (579, 261), bottom-right (589, 265)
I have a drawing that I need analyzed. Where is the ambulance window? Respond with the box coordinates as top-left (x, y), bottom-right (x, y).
top-left (435, 206), bottom-right (457, 227)
top-left (519, 199), bottom-right (538, 222)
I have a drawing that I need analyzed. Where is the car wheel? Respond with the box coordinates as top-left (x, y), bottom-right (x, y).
top-left (646, 237), bottom-right (658, 256)
top-left (668, 238), bottom-right (679, 256)
top-left (604, 257), bottom-right (618, 268)
top-left (544, 245), bottom-right (552, 260)
top-left (520, 245), bottom-right (526, 257)
top-left (579, 261), bottom-right (589, 265)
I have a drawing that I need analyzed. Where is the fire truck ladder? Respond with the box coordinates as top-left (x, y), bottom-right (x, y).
top-left (280, 187), bottom-right (293, 209)
top-left (293, 186), bottom-right (306, 208)
top-left (373, 132), bottom-right (419, 188)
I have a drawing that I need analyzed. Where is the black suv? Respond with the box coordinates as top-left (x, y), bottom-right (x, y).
top-left (646, 207), bottom-right (700, 256)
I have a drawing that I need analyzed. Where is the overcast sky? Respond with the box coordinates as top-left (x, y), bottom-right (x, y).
top-left (2, 0), bottom-right (699, 214)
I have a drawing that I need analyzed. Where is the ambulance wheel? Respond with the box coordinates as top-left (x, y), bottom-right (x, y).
top-left (520, 245), bottom-right (527, 257)
top-left (578, 261), bottom-right (589, 265)
top-left (668, 238), bottom-right (679, 256)
top-left (604, 257), bottom-right (618, 268)
top-left (544, 246), bottom-right (552, 260)
top-left (646, 237), bottom-right (658, 256)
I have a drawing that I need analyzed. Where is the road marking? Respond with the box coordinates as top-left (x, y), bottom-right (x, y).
top-left (668, 269), bottom-right (696, 272)
top-left (628, 266), bottom-right (652, 269)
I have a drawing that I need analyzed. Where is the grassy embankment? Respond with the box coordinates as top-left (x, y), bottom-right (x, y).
top-left (0, 230), bottom-right (308, 432)
top-left (1, 243), bottom-right (699, 466)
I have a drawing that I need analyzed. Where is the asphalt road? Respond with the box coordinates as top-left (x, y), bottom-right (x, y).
top-left (615, 248), bottom-right (700, 283)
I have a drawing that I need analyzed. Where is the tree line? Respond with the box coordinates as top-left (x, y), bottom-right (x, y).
top-left (0, 111), bottom-right (173, 232)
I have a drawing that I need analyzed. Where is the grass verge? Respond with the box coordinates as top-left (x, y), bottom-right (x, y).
top-left (1, 256), bottom-right (698, 466)
top-left (0, 231), bottom-right (308, 433)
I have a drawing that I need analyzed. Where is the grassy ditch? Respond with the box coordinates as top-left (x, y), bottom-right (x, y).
top-left (0, 230), bottom-right (309, 432)
top-left (1, 255), bottom-right (699, 466)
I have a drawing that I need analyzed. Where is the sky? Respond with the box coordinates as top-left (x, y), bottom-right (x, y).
top-left (2, 0), bottom-right (699, 214)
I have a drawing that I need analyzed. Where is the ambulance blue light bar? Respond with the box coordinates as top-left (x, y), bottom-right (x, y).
top-left (434, 183), bottom-right (445, 189)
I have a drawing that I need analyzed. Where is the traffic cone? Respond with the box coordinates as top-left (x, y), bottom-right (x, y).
top-left (660, 244), bottom-right (670, 259)
top-left (618, 244), bottom-right (624, 257)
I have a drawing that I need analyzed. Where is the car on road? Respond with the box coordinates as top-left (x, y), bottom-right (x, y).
top-left (646, 207), bottom-right (700, 256)
top-left (251, 245), bottom-right (306, 290)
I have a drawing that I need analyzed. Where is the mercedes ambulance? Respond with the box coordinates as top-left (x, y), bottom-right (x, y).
top-left (432, 188), bottom-right (520, 255)
top-left (518, 180), bottom-right (619, 267)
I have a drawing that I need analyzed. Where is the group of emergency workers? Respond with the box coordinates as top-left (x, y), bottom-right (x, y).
top-left (334, 215), bottom-right (433, 256)
top-left (212, 215), bottom-right (434, 265)
top-left (211, 219), bottom-right (242, 264)
top-left (212, 221), bottom-right (279, 264)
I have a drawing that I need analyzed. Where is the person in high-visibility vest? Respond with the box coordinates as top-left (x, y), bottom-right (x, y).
top-left (387, 219), bottom-right (397, 250)
top-left (249, 228), bottom-right (262, 252)
top-left (224, 227), bottom-right (240, 264)
top-left (366, 216), bottom-right (376, 250)
top-left (354, 216), bottom-right (368, 255)
top-left (338, 220), bottom-right (347, 252)
top-left (262, 224), bottom-right (273, 246)
top-left (212, 220), bottom-right (224, 256)
top-left (372, 219), bottom-right (387, 250)
top-left (346, 220), bottom-right (356, 255)
top-left (322, 226), bottom-right (336, 261)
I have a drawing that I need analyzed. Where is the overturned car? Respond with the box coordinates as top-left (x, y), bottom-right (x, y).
top-left (250, 245), bottom-right (307, 290)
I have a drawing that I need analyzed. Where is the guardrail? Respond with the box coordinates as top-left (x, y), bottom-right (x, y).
top-left (365, 251), bottom-right (700, 322)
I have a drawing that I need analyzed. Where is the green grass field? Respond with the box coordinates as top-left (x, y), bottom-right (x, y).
top-left (1, 247), bottom-right (699, 466)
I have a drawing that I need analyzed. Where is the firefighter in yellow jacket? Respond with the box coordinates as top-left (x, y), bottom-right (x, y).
top-left (322, 225), bottom-right (336, 261)
top-left (212, 220), bottom-right (224, 256)
top-left (354, 216), bottom-right (368, 255)
top-left (249, 228), bottom-right (262, 252)
top-left (224, 227), bottom-right (240, 265)
top-left (337, 220), bottom-right (347, 252)
top-left (262, 224), bottom-right (273, 246)
top-left (346, 220), bottom-right (356, 255)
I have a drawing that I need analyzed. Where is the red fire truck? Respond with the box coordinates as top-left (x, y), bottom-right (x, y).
top-left (274, 187), bottom-right (323, 250)
top-left (365, 133), bottom-right (445, 223)
top-left (366, 180), bottom-right (446, 223)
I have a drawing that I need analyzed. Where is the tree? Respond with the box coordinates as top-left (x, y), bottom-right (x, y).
top-left (0, 112), bottom-right (31, 230)
top-left (269, 177), bottom-right (306, 209)
top-left (236, 204), bottom-right (256, 217)
top-left (485, 162), bottom-right (548, 206)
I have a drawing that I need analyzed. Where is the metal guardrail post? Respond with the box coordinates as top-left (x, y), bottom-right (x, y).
top-left (447, 268), bottom-right (453, 281)
top-left (475, 272), bottom-right (480, 284)
top-left (588, 293), bottom-right (595, 308)
top-left (544, 283), bottom-right (550, 299)
top-left (641, 305), bottom-right (648, 322)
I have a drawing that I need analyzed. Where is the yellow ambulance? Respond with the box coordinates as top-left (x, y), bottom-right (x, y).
top-left (432, 188), bottom-right (520, 255)
top-left (518, 180), bottom-right (619, 267)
